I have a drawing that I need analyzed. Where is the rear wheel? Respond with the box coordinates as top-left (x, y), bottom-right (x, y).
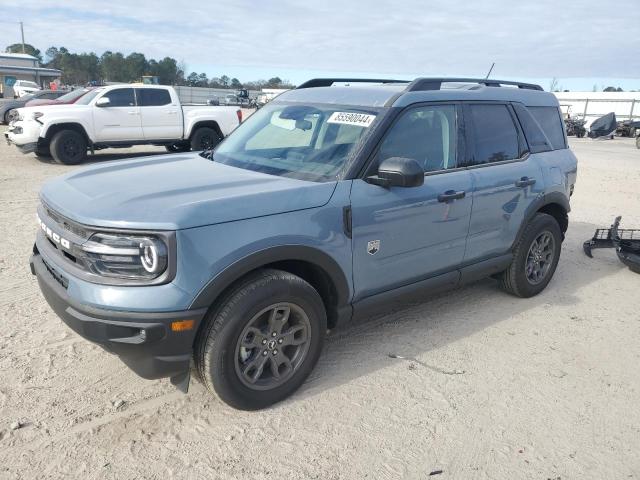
top-left (50, 130), bottom-right (87, 165)
top-left (190, 127), bottom-right (221, 151)
top-left (499, 213), bottom-right (562, 298)
top-left (195, 269), bottom-right (326, 410)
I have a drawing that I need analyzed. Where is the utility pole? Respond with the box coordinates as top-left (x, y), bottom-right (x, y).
top-left (20, 21), bottom-right (25, 53)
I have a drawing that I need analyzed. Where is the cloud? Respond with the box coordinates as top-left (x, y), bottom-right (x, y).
top-left (1, 0), bottom-right (639, 79)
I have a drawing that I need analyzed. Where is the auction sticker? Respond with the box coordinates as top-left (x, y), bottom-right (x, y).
top-left (327, 112), bottom-right (376, 127)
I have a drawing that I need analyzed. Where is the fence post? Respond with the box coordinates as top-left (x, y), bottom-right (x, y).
top-left (582, 98), bottom-right (589, 120)
top-left (630, 99), bottom-right (636, 120)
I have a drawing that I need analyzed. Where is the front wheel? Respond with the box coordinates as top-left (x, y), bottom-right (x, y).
top-left (50, 130), bottom-right (87, 165)
top-left (499, 213), bottom-right (562, 298)
top-left (190, 127), bottom-right (221, 151)
top-left (195, 269), bottom-right (326, 410)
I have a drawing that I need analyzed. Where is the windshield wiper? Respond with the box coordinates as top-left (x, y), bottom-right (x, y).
top-left (200, 149), bottom-right (215, 161)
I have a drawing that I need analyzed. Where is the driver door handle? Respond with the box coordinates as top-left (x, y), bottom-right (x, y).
top-left (515, 176), bottom-right (536, 187)
top-left (438, 190), bottom-right (466, 202)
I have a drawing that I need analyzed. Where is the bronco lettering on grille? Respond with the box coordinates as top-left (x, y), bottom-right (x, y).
top-left (37, 214), bottom-right (71, 250)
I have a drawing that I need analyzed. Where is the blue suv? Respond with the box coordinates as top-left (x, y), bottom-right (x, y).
top-left (30, 78), bottom-right (578, 410)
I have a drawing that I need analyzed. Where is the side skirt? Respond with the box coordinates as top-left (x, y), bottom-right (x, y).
top-left (349, 254), bottom-right (512, 323)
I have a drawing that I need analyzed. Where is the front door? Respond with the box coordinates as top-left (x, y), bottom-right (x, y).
top-left (350, 104), bottom-right (473, 301)
top-left (92, 87), bottom-right (143, 142)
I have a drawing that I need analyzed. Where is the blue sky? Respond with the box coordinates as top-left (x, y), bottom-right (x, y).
top-left (1, 0), bottom-right (638, 91)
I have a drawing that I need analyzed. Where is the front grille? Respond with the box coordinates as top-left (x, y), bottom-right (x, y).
top-left (42, 257), bottom-right (69, 289)
top-left (43, 204), bottom-right (90, 239)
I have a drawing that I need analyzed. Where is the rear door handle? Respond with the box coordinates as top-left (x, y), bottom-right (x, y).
top-left (515, 176), bottom-right (536, 187)
top-left (438, 190), bottom-right (466, 202)
top-left (127, 111), bottom-right (139, 115)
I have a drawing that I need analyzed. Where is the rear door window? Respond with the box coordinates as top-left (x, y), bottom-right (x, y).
top-left (138, 88), bottom-right (172, 107)
top-left (528, 106), bottom-right (566, 150)
top-left (469, 104), bottom-right (520, 164)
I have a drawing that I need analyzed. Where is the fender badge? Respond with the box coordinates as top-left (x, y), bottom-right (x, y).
top-left (367, 240), bottom-right (380, 255)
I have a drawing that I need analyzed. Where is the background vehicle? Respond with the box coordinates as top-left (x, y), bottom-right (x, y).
top-left (616, 119), bottom-right (640, 138)
top-left (25, 87), bottom-right (96, 107)
top-left (565, 116), bottom-right (587, 137)
top-left (5, 84), bottom-right (242, 164)
top-left (1, 90), bottom-right (68, 124)
top-left (29, 77), bottom-right (577, 410)
top-left (12, 80), bottom-right (41, 98)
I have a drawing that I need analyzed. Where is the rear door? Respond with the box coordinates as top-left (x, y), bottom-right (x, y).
top-left (350, 103), bottom-right (472, 300)
top-left (92, 88), bottom-right (143, 142)
top-left (137, 88), bottom-right (182, 140)
top-left (462, 103), bottom-right (544, 263)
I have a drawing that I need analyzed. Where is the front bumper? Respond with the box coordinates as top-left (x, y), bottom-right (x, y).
top-left (30, 252), bottom-right (207, 383)
top-left (4, 119), bottom-right (42, 152)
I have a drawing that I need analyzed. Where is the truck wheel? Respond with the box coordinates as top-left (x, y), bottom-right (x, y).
top-left (195, 269), bottom-right (326, 410)
top-left (50, 130), bottom-right (87, 165)
top-left (165, 142), bottom-right (190, 153)
top-left (190, 127), bottom-right (221, 151)
top-left (499, 213), bottom-right (562, 298)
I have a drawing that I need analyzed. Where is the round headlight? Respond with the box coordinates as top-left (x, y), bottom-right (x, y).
top-left (139, 238), bottom-right (163, 273)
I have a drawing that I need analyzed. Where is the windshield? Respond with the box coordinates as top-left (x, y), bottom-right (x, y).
top-left (75, 88), bottom-right (104, 105)
top-left (18, 81), bottom-right (39, 89)
top-left (212, 103), bottom-right (381, 182)
top-left (56, 88), bottom-right (91, 103)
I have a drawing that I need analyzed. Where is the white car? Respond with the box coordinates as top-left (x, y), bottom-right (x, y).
top-left (12, 80), bottom-right (41, 98)
top-left (4, 84), bottom-right (242, 164)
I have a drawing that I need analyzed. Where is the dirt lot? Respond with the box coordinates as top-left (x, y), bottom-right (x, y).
top-left (0, 137), bottom-right (639, 480)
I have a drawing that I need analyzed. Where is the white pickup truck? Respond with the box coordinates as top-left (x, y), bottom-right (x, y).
top-left (4, 84), bottom-right (242, 164)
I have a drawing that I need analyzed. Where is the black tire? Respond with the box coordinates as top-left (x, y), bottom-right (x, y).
top-left (165, 142), bottom-right (190, 153)
top-left (499, 213), bottom-right (562, 298)
top-left (195, 269), bottom-right (326, 410)
top-left (50, 130), bottom-right (87, 165)
top-left (3, 110), bottom-right (12, 125)
top-left (190, 126), bottom-right (221, 151)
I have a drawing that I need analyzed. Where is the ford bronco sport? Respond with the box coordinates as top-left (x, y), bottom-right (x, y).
top-left (30, 78), bottom-right (577, 410)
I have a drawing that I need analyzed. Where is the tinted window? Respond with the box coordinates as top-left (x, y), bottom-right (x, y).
top-left (528, 106), bottom-right (566, 150)
top-left (102, 88), bottom-right (135, 107)
top-left (469, 104), bottom-right (519, 164)
top-left (512, 103), bottom-right (552, 154)
top-left (138, 88), bottom-right (171, 107)
top-left (375, 105), bottom-right (457, 172)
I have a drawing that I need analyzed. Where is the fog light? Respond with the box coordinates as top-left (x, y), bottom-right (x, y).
top-left (171, 320), bottom-right (195, 332)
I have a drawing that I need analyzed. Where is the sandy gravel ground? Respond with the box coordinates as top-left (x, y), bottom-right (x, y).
top-left (0, 136), bottom-right (639, 480)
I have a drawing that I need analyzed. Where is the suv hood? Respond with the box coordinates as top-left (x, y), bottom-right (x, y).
top-left (40, 153), bottom-right (338, 230)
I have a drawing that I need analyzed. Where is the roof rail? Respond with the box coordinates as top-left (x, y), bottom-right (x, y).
top-left (406, 78), bottom-right (544, 91)
top-left (296, 78), bottom-right (410, 89)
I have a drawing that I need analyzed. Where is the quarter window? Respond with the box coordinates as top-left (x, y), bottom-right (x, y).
top-left (528, 106), bottom-right (566, 150)
top-left (469, 104), bottom-right (519, 164)
top-left (138, 88), bottom-right (172, 107)
top-left (102, 88), bottom-right (135, 107)
top-left (374, 105), bottom-right (457, 172)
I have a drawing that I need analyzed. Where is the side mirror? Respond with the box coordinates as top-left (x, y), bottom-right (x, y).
top-left (366, 157), bottom-right (424, 188)
top-left (95, 97), bottom-right (110, 107)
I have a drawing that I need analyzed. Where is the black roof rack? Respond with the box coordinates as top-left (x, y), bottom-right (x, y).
top-left (296, 78), bottom-right (410, 89)
top-left (406, 77), bottom-right (544, 91)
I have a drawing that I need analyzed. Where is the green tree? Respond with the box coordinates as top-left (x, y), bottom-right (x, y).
top-left (231, 77), bottom-right (242, 88)
top-left (125, 52), bottom-right (148, 82)
top-left (5, 43), bottom-right (42, 62)
top-left (100, 51), bottom-right (128, 82)
top-left (220, 75), bottom-right (230, 87)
